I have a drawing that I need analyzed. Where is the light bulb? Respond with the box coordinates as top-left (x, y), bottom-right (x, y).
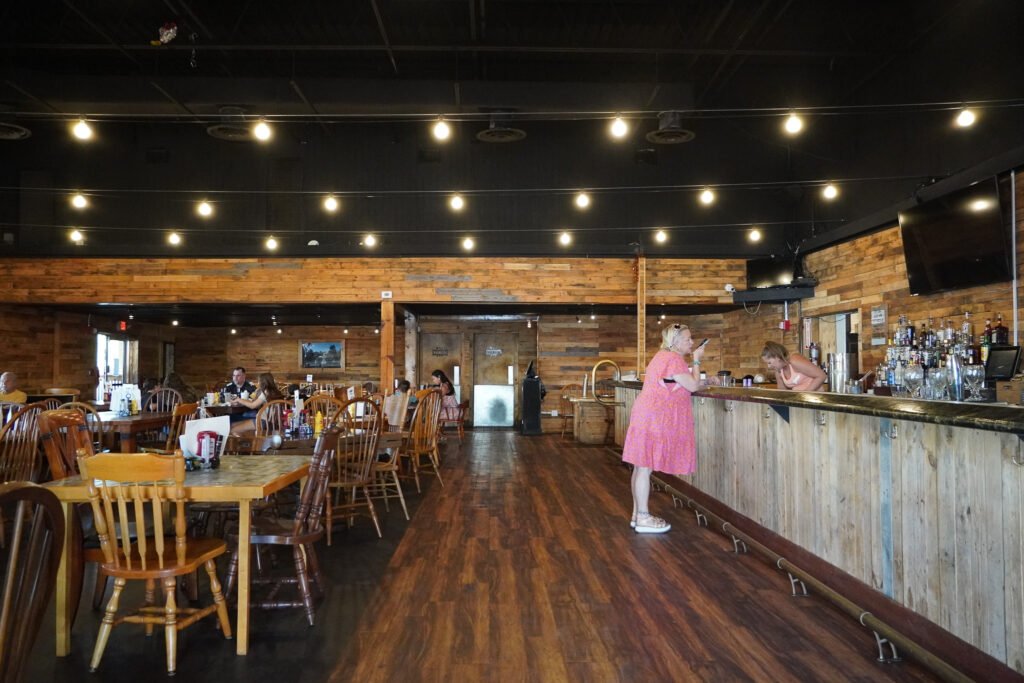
top-left (171, 320), bottom-right (179, 326)
top-left (462, 236), bottom-right (475, 251)
top-left (449, 194), bottom-right (465, 211)
top-left (231, 329), bottom-right (237, 334)
top-left (71, 193), bottom-right (88, 209)
top-left (69, 229), bottom-right (84, 243)
top-left (822, 183), bottom-right (839, 200)
top-left (574, 192), bottom-right (591, 209)
top-left (167, 231), bottom-right (182, 245)
top-left (699, 188), bottom-right (715, 205)
top-left (277, 328), bottom-right (283, 334)
top-left (748, 228), bottom-right (762, 242)
top-left (432, 118), bottom-right (451, 141)
top-left (265, 236), bottom-right (278, 250)
top-left (322, 195), bottom-right (339, 212)
top-left (654, 229), bottom-right (668, 243)
top-left (363, 234), bottom-right (377, 247)
top-left (252, 119), bottom-right (272, 141)
top-left (956, 108), bottom-right (976, 127)
top-left (72, 119), bottom-right (93, 140)
top-left (609, 116), bottom-right (628, 139)
top-left (197, 201), bottom-right (213, 217)
top-left (784, 112), bottom-right (803, 135)
top-left (558, 231), bottom-right (572, 246)
top-left (344, 328), bottom-right (349, 334)
top-left (374, 328), bottom-right (380, 334)
top-left (970, 199), bottom-right (993, 212)
top-left (590, 313), bottom-right (596, 320)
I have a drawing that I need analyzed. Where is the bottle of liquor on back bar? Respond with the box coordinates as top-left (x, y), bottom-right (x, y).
top-left (994, 313), bottom-right (1009, 345)
top-left (961, 311), bottom-right (973, 346)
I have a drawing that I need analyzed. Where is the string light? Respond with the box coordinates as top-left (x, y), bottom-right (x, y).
top-left (70, 193), bottom-right (88, 209)
top-left (252, 118), bottom-right (272, 141)
top-left (374, 328), bottom-right (380, 334)
top-left (231, 328), bottom-right (237, 334)
top-left (462, 236), bottom-right (475, 251)
top-left (609, 116), bottom-right (628, 139)
top-left (196, 201), bottom-right (213, 217)
top-left (362, 234), bottom-right (377, 247)
top-left (822, 183), bottom-right (839, 200)
top-left (167, 231), bottom-right (182, 245)
top-left (432, 117), bottom-right (451, 141)
top-left (558, 231), bottom-right (572, 246)
top-left (449, 193), bottom-right (465, 211)
top-left (277, 328), bottom-right (283, 334)
top-left (654, 229), bottom-right (668, 243)
top-left (699, 188), bottom-right (716, 205)
top-left (574, 192), bottom-right (591, 209)
top-left (343, 328), bottom-right (349, 334)
top-left (783, 112), bottom-right (803, 135)
top-left (69, 229), bottom-right (84, 243)
top-left (71, 118), bottom-right (93, 140)
top-left (265, 235), bottom-right (278, 250)
top-left (171, 320), bottom-right (179, 326)
top-left (956, 108), bottom-right (976, 127)
top-left (748, 228), bottom-right (762, 242)
top-left (322, 195), bottom-right (339, 212)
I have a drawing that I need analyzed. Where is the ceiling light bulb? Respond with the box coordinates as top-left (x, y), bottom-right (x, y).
top-left (72, 118), bottom-right (93, 140)
top-left (748, 228), bottom-right (762, 242)
top-left (69, 229), bottom-right (83, 242)
top-left (822, 183), bottom-right (839, 200)
top-left (699, 188), bottom-right (716, 205)
top-left (558, 231), bottom-right (572, 246)
top-left (363, 234), bottom-right (377, 247)
top-left (449, 194), bottom-right (465, 211)
top-left (590, 313), bottom-right (596, 320)
top-left (277, 328), bottom-right (283, 334)
top-left (168, 231), bottom-right (182, 245)
top-left (970, 199), bottom-right (993, 212)
top-left (265, 236), bottom-right (278, 250)
top-left (171, 320), bottom-right (179, 326)
top-left (956, 108), bottom-right (976, 127)
top-left (432, 118), bottom-right (451, 141)
top-left (374, 328), bottom-right (380, 334)
top-left (307, 239), bottom-right (320, 246)
top-left (574, 192), bottom-right (591, 209)
top-left (784, 112), bottom-right (803, 135)
top-left (197, 201), bottom-right (213, 217)
top-left (252, 119), bottom-right (272, 141)
top-left (322, 195), bottom-right (339, 212)
top-left (71, 193), bottom-right (88, 209)
top-left (343, 328), bottom-right (349, 334)
top-left (526, 320), bottom-right (532, 328)
top-left (609, 116), bottom-right (628, 139)
top-left (231, 329), bottom-right (237, 334)
top-left (660, 313), bottom-right (666, 320)
top-left (462, 236), bottom-right (474, 251)
top-left (654, 229), bottom-right (668, 243)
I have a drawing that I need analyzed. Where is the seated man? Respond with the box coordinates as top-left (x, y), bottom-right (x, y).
top-left (223, 366), bottom-right (256, 400)
top-left (0, 371), bottom-right (28, 404)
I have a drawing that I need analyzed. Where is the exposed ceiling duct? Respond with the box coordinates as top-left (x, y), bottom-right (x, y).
top-left (206, 105), bottom-right (254, 142)
top-left (646, 111), bottom-right (695, 145)
top-left (475, 117), bottom-right (527, 143)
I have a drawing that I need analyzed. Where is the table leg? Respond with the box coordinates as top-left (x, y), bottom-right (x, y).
top-left (118, 430), bottom-right (136, 453)
top-left (236, 499), bottom-right (251, 655)
top-left (55, 501), bottom-right (74, 656)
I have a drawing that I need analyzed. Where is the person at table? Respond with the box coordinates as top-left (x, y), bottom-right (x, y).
top-left (384, 380), bottom-right (412, 430)
top-left (163, 371), bottom-right (200, 404)
top-left (140, 377), bottom-right (161, 410)
top-left (761, 341), bottom-right (826, 392)
top-left (621, 323), bottom-right (708, 534)
top-left (0, 371), bottom-right (27, 403)
top-left (430, 369), bottom-right (459, 420)
top-left (224, 366), bottom-right (256, 400)
top-left (230, 372), bottom-right (285, 435)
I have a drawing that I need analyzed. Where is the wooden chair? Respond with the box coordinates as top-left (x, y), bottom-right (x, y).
top-left (251, 399), bottom-right (289, 454)
top-left (0, 482), bottom-right (65, 683)
top-left (144, 387), bottom-right (182, 412)
top-left (36, 397), bottom-right (63, 411)
top-left (325, 398), bottom-right (383, 544)
top-left (0, 402), bottom-right (20, 428)
top-left (224, 427), bottom-right (339, 626)
top-left (399, 391), bottom-right (444, 493)
top-left (383, 391), bottom-right (411, 432)
top-left (60, 401), bottom-right (108, 452)
top-left (304, 394), bottom-right (346, 425)
top-left (78, 451), bottom-right (232, 675)
top-left (0, 403), bottom-right (44, 483)
top-left (559, 383), bottom-right (583, 438)
top-left (141, 402), bottom-right (198, 454)
top-left (439, 399), bottom-right (470, 443)
top-left (44, 387), bottom-right (81, 397)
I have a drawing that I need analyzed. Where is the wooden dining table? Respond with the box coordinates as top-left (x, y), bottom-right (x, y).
top-left (98, 410), bottom-right (173, 452)
top-left (42, 454), bottom-right (311, 657)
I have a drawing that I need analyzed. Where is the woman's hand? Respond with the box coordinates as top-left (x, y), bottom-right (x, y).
top-left (693, 345), bottom-right (706, 364)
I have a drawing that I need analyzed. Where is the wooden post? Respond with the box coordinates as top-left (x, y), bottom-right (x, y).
top-left (403, 308), bottom-right (418, 386)
top-left (636, 256), bottom-right (646, 372)
top-left (380, 300), bottom-right (395, 391)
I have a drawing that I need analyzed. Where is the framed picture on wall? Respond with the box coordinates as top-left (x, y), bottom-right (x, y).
top-left (300, 341), bottom-right (345, 369)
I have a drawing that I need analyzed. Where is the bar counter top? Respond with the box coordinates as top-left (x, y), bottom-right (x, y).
top-left (613, 380), bottom-right (1024, 434)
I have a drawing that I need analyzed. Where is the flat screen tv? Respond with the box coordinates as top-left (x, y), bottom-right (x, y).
top-left (746, 255), bottom-right (795, 289)
top-left (898, 177), bottom-right (1011, 296)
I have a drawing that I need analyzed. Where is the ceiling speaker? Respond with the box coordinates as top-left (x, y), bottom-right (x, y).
top-left (646, 111), bottom-right (696, 145)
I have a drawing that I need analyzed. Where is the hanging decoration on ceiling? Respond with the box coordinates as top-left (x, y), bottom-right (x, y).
top-left (150, 21), bottom-right (178, 46)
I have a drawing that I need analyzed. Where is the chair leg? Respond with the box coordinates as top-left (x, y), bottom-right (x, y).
top-left (325, 495), bottom-right (333, 546)
top-left (144, 579), bottom-right (157, 637)
top-left (204, 559), bottom-right (233, 638)
top-left (162, 577), bottom-right (178, 675)
top-left (90, 576), bottom-right (125, 673)
top-left (364, 487), bottom-right (382, 538)
top-left (431, 447), bottom-right (445, 487)
top-left (305, 543), bottom-right (325, 598)
top-left (293, 545), bottom-right (316, 626)
top-left (224, 547), bottom-right (240, 601)
top-left (392, 471), bottom-right (409, 520)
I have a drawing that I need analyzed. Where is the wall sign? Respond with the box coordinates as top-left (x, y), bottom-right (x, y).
top-left (871, 304), bottom-right (888, 346)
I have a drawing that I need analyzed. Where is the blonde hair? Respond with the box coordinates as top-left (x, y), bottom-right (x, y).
top-left (660, 323), bottom-right (689, 351)
top-left (761, 341), bottom-right (789, 362)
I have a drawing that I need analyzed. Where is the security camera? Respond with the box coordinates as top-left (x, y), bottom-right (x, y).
top-left (724, 284), bottom-right (736, 293)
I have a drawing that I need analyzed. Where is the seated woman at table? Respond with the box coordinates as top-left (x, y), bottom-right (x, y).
top-left (229, 372), bottom-right (285, 436)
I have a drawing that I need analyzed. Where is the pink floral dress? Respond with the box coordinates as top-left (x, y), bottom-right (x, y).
top-left (621, 350), bottom-right (697, 475)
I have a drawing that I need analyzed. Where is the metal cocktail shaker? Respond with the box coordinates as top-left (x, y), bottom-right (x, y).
top-left (947, 353), bottom-right (965, 401)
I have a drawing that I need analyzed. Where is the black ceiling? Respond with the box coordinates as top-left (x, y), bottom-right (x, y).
top-left (1, 1), bottom-right (1023, 260)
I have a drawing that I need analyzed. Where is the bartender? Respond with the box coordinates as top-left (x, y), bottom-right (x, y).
top-left (761, 341), bottom-right (826, 391)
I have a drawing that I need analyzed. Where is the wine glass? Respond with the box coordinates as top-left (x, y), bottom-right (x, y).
top-left (903, 365), bottom-right (924, 399)
top-left (963, 364), bottom-right (986, 402)
top-left (927, 368), bottom-right (949, 400)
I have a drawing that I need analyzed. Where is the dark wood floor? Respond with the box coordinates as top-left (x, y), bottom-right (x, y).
top-left (30, 432), bottom-right (939, 682)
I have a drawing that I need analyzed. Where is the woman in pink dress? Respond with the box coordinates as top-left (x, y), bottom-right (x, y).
top-left (622, 323), bottom-right (707, 533)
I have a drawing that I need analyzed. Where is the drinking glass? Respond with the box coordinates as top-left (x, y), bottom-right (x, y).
top-left (927, 368), bottom-right (949, 400)
top-left (903, 365), bottom-right (924, 399)
top-left (963, 364), bottom-right (986, 401)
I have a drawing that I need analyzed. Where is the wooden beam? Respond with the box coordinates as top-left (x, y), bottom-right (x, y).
top-left (636, 256), bottom-right (646, 372)
top-left (402, 307), bottom-right (418, 387)
top-left (380, 300), bottom-right (395, 391)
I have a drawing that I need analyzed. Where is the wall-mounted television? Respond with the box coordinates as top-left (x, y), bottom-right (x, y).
top-left (746, 255), bottom-right (796, 289)
top-left (898, 177), bottom-right (1011, 296)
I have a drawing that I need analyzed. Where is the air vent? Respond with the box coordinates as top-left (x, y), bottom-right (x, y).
top-left (0, 121), bottom-right (31, 140)
top-left (475, 120), bottom-right (526, 143)
top-left (646, 111), bottom-right (696, 145)
top-left (207, 105), bottom-right (253, 142)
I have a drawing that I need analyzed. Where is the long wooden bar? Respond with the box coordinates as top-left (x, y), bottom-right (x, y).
top-left (615, 382), bottom-right (1024, 675)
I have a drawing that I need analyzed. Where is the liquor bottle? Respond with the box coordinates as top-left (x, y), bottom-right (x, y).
top-left (983, 318), bottom-right (993, 345)
top-left (961, 311), bottom-right (973, 345)
top-left (944, 319), bottom-right (954, 345)
top-left (994, 313), bottom-right (1009, 345)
